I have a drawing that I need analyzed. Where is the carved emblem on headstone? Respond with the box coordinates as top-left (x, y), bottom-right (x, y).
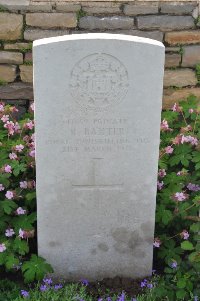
top-left (70, 53), bottom-right (129, 111)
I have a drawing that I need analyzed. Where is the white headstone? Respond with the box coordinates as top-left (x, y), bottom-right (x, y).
top-left (33, 33), bottom-right (165, 280)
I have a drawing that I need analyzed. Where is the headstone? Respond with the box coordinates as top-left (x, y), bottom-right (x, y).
top-left (33, 33), bottom-right (165, 280)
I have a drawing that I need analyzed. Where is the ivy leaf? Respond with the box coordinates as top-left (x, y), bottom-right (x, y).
top-left (181, 241), bottom-right (194, 251)
top-left (22, 255), bottom-right (53, 283)
top-left (13, 238), bottom-right (29, 255)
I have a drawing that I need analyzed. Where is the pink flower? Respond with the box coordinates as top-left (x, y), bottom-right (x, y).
top-left (180, 135), bottom-right (198, 146)
top-left (158, 169), bottom-right (166, 178)
top-left (157, 181), bottom-right (164, 190)
top-left (180, 230), bottom-right (190, 240)
top-left (153, 238), bottom-right (161, 248)
top-left (30, 102), bottom-right (34, 112)
top-left (5, 228), bottom-right (15, 237)
top-left (24, 120), bottom-right (34, 130)
top-left (165, 146), bottom-right (174, 154)
top-left (15, 144), bottom-right (24, 152)
top-left (5, 191), bottom-right (14, 200)
top-left (0, 184), bottom-right (5, 191)
top-left (1, 115), bottom-right (9, 123)
top-left (161, 119), bottom-right (172, 132)
top-left (10, 106), bottom-right (18, 113)
top-left (29, 150), bottom-right (35, 158)
top-left (20, 181), bottom-right (28, 189)
top-left (4, 121), bottom-right (15, 135)
top-left (174, 192), bottom-right (188, 202)
top-left (172, 103), bottom-right (181, 112)
top-left (4, 165), bottom-right (12, 173)
top-left (18, 228), bottom-right (25, 239)
top-left (0, 243), bottom-right (6, 253)
top-left (9, 152), bottom-right (17, 160)
top-left (14, 122), bottom-right (20, 133)
top-left (189, 108), bottom-right (194, 113)
top-left (187, 183), bottom-right (200, 191)
top-left (16, 207), bottom-right (26, 215)
top-left (0, 103), bottom-right (4, 112)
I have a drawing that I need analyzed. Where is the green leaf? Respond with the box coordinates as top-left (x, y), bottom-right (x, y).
top-left (176, 289), bottom-right (186, 299)
top-left (13, 238), bottom-right (29, 255)
top-left (5, 255), bottom-right (19, 270)
top-left (1, 201), bottom-right (17, 215)
top-left (181, 241), bottom-right (194, 251)
top-left (177, 278), bottom-right (186, 289)
top-left (22, 255), bottom-right (53, 283)
top-left (162, 210), bottom-right (173, 225)
top-left (189, 251), bottom-right (200, 263)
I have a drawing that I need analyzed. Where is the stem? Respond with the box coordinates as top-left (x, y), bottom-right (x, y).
top-left (167, 233), bottom-right (180, 240)
top-left (193, 112), bottom-right (199, 135)
top-left (180, 109), bottom-right (188, 127)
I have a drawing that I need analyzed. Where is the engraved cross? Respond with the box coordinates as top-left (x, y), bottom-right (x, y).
top-left (72, 158), bottom-right (123, 190)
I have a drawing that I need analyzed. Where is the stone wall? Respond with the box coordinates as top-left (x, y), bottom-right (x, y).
top-left (0, 0), bottom-right (200, 113)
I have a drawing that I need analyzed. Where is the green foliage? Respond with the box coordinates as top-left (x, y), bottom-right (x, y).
top-left (76, 8), bottom-right (87, 21)
top-left (0, 5), bottom-right (8, 12)
top-left (0, 79), bottom-right (7, 86)
top-left (22, 255), bottom-right (53, 283)
top-left (195, 64), bottom-right (200, 85)
top-left (24, 61), bottom-right (33, 66)
top-left (0, 102), bottom-right (51, 282)
top-left (154, 96), bottom-right (200, 299)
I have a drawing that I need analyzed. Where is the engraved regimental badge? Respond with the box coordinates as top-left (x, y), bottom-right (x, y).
top-left (70, 53), bottom-right (129, 111)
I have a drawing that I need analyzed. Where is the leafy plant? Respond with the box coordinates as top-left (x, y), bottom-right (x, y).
top-left (154, 95), bottom-right (200, 299)
top-left (0, 102), bottom-right (51, 282)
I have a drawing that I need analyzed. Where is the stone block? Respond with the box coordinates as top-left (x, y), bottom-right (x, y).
top-left (123, 3), bottom-right (158, 16)
top-left (165, 31), bottom-right (200, 45)
top-left (0, 13), bottom-right (23, 40)
top-left (110, 30), bottom-right (163, 42)
top-left (26, 13), bottom-right (77, 29)
top-left (0, 0), bottom-right (52, 12)
top-left (20, 65), bottom-right (33, 83)
top-left (4, 42), bottom-right (31, 51)
top-left (160, 2), bottom-right (197, 15)
top-left (163, 87), bottom-right (200, 109)
top-left (0, 82), bottom-right (33, 100)
top-left (137, 15), bottom-right (195, 31)
top-left (56, 3), bottom-right (81, 12)
top-left (165, 54), bottom-right (180, 67)
top-left (24, 29), bottom-right (70, 41)
top-left (82, 2), bottom-right (121, 14)
top-left (182, 45), bottom-right (200, 67)
top-left (24, 52), bottom-right (33, 62)
top-left (79, 16), bottom-right (135, 30)
top-left (165, 47), bottom-right (181, 53)
top-left (0, 65), bottom-right (17, 82)
top-left (164, 69), bottom-right (197, 87)
top-left (0, 51), bottom-right (23, 64)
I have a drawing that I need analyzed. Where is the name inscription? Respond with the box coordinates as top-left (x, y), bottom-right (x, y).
top-left (45, 117), bottom-right (150, 153)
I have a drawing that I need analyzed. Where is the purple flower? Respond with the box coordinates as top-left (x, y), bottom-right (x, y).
top-left (132, 299), bottom-right (137, 301)
top-left (147, 283), bottom-right (153, 289)
top-left (43, 277), bottom-right (52, 285)
top-left (194, 297), bottom-right (198, 301)
top-left (54, 284), bottom-right (63, 290)
top-left (107, 298), bottom-right (112, 301)
top-left (140, 279), bottom-right (148, 288)
top-left (21, 290), bottom-right (29, 298)
top-left (80, 279), bottom-right (89, 286)
top-left (117, 292), bottom-right (125, 301)
top-left (40, 284), bottom-right (48, 292)
top-left (170, 261), bottom-right (178, 269)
